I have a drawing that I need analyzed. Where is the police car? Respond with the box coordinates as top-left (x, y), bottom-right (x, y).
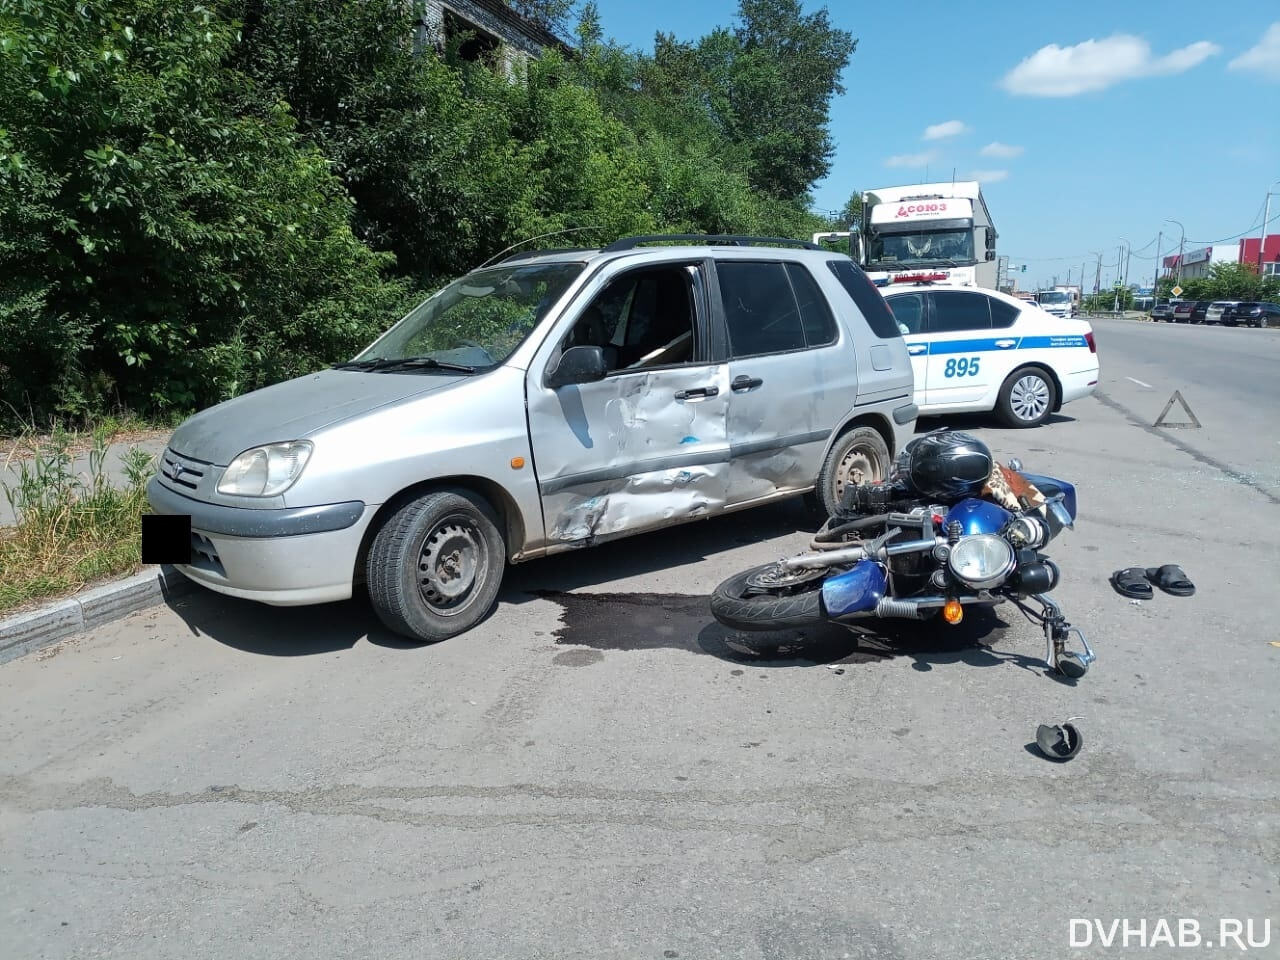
top-left (881, 282), bottom-right (1099, 427)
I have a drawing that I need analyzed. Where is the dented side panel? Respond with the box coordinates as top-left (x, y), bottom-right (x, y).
top-left (526, 365), bottom-right (731, 549)
top-left (725, 341), bottom-right (858, 504)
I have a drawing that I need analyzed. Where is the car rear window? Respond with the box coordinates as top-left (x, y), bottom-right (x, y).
top-left (826, 260), bottom-right (902, 339)
top-left (990, 298), bottom-right (1020, 328)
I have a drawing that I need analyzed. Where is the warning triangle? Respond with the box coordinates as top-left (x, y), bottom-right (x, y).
top-left (1153, 390), bottom-right (1201, 429)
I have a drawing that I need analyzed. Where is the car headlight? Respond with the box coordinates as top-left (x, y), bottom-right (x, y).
top-left (217, 441), bottom-right (313, 497)
top-left (947, 534), bottom-right (1016, 590)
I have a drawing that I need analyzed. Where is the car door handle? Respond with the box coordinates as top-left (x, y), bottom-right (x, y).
top-left (995, 339), bottom-right (1017, 348)
top-left (674, 386), bottom-right (720, 401)
top-left (906, 344), bottom-right (927, 355)
top-left (731, 375), bottom-right (764, 392)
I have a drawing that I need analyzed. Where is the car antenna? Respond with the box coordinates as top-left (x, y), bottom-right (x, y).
top-left (477, 226), bottom-right (602, 269)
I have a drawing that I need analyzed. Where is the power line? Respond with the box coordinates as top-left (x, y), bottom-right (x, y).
top-left (1187, 202), bottom-right (1277, 245)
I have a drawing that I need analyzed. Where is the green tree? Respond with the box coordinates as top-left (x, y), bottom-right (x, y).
top-left (505, 0), bottom-right (578, 37)
top-left (649, 0), bottom-right (854, 203)
top-left (0, 0), bottom-right (407, 427)
top-left (839, 191), bottom-right (863, 229)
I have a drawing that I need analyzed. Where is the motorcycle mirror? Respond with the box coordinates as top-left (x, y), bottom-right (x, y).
top-left (1045, 495), bottom-right (1074, 530)
top-left (1007, 457), bottom-right (1023, 472)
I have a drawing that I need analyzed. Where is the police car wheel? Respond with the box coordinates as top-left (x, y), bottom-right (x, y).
top-left (997, 367), bottom-right (1056, 428)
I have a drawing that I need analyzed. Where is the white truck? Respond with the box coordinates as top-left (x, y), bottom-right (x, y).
top-left (1036, 286), bottom-right (1080, 319)
top-left (815, 181), bottom-right (998, 289)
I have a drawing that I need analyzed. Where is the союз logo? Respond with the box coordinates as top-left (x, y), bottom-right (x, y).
top-left (896, 202), bottom-right (948, 218)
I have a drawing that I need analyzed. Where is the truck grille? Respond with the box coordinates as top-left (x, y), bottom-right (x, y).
top-left (159, 448), bottom-right (211, 493)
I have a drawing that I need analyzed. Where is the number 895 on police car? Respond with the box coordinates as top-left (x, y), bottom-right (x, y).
top-left (944, 356), bottom-right (980, 378)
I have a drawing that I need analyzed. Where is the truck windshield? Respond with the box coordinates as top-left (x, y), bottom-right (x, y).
top-left (1038, 292), bottom-right (1070, 303)
top-left (867, 229), bottom-right (974, 267)
top-left (351, 262), bottom-right (585, 370)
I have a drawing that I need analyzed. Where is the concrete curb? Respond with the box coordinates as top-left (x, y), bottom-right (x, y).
top-left (0, 565), bottom-right (192, 665)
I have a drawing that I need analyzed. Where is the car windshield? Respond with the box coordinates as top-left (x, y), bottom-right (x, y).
top-left (867, 228), bottom-right (974, 267)
top-left (1038, 292), bottom-right (1069, 303)
top-left (351, 261), bottom-right (585, 370)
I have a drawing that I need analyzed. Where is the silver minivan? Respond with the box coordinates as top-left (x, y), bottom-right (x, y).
top-left (148, 236), bottom-right (918, 641)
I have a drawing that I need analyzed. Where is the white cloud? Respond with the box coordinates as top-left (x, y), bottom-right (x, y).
top-left (969, 169), bottom-right (1009, 183)
top-left (884, 150), bottom-right (939, 169)
top-left (922, 120), bottom-right (969, 141)
top-left (980, 141), bottom-right (1024, 158)
top-left (1229, 22), bottom-right (1280, 79)
top-left (1001, 34), bottom-right (1221, 96)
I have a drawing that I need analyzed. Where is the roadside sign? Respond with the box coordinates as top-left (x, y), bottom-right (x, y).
top-left (1171, 285), bottom-right (1183, 297)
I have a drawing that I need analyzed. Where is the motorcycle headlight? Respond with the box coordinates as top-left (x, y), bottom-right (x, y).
top-left (217, 441), bottom-right (313, 497)
top-left (947, 534), bottom-right (1016, 590)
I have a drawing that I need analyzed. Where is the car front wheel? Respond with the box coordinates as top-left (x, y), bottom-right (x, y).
top-left (997, 367), bottom-right (1056, 428)
top-left (366, 488), bottom-right (506, 643)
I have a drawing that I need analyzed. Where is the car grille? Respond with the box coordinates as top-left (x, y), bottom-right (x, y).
top-left (159, 448), bottom-right (213, 495)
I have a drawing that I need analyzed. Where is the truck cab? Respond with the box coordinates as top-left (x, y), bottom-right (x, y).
top-left (861, 181), bottom-right (997, 289)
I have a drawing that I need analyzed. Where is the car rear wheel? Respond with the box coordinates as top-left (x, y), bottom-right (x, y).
top-left (997, 367), bottom-right (1056, 428)
top-left (811, 426), bottom-right (890, 519)
top-left (366, 488), bottom-right (505, 643)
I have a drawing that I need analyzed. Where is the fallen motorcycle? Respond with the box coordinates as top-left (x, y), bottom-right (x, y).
top-left (710, 430), bottom-right (1096, 678)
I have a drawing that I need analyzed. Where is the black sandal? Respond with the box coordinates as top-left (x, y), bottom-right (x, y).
top-left (1145, 565), bottom-right (1195, 597)
top-left (1110, 567), bottom-right (1153, 599)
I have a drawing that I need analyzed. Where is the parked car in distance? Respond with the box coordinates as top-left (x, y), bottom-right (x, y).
top-left (148, 235), bottom-right (919, 643)
top-left (1189, 301), bottom-right (1212, 323)
top-left (1171, 301), bottom-right (1197, 323)
top-left (881, 282), bottom-right (1099, 428)
top-left (1150, 301), bottom-right (1174, 322)
top-left (1205, 301), bottom-right (1237, 324)
top-left (1221, 301), bottom-right (1280, 328)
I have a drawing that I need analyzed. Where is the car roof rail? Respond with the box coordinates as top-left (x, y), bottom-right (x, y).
top-left (602, 234), bottom-right (821, 252)
top-left (499, 247), bottom-right (595, 263)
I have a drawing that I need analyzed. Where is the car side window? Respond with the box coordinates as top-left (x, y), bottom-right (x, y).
top-left (887, 293), bottom-right (926, 335)
top-left (717, 261), bottom-right (806, 356)
top-left (785, 263), bottom-right (838, 346)
top-left (928, 291), bottom-right (991, 333)
top-left (989, 297), bottom-right (1020, 329)
top-left (564, 264), bottom-right (699, 372)
top-left (825, 259), bottom-right (901, 339)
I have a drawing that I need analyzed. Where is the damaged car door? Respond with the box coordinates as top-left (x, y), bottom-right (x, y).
top-left (717, 259), bottom-right (854, 504)
top-left (526, 260), bottom-right (731, 547)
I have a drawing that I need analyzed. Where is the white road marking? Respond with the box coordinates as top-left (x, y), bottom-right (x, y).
top-left (1126, 376), bottom-right (1153, 389)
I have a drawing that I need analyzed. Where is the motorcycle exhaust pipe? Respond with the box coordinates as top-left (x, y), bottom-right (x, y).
top-left (870, 594), bottom-right (991, 619)
top-left (782, 536), bottom-right (943, 571)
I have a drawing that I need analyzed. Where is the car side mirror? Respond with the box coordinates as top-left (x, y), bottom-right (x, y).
top-left (546, 345), bottom-right (607, 389)
top-left (985, 249), bottom-right (996, 262)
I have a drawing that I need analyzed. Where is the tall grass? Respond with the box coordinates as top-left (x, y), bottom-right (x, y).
top-left (0, 426), bottom-right (154, 615)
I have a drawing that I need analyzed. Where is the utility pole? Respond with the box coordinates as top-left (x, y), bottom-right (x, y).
top-left (1165, 218), bottom-right (1186, 289)
top-left (1093, 252), bottom-right (1102, 296)
top-left (1259, 180), bottom-right (1280, 272)
top-left (1153, 231), bottom-right (1162, 297)
top-left (1116, 238), bottom-right (1131, 312)
top-left (1112, 245), bottom-right (1121, 313)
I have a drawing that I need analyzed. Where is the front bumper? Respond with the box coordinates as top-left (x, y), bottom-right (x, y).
top-left (147, 477), bottom-right (375, 606)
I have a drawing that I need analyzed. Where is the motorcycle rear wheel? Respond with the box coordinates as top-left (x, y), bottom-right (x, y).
top-left (710, 565), bottom-right (825, 631)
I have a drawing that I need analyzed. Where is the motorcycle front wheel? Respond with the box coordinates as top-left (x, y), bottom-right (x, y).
top-left (710, 564), bottom-right (826, 632)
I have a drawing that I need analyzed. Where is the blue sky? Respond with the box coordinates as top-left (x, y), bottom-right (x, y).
top-left (595, 1), bottom-right (1280, 290)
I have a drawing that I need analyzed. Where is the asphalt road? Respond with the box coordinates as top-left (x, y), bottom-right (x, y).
top-left (2, 322), bottom-right (1278, 960)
